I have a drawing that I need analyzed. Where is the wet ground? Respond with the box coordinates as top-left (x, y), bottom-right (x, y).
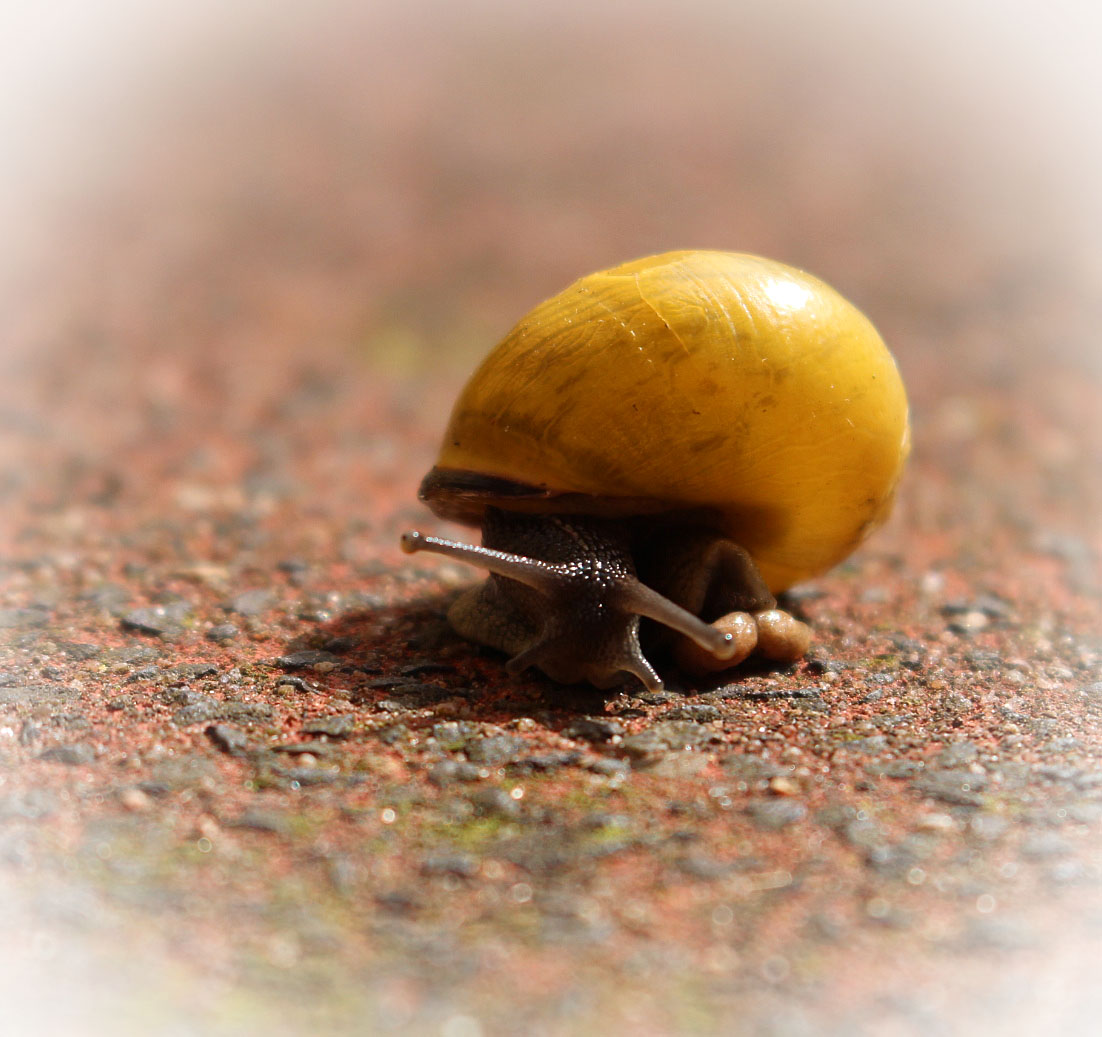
top-left (1, 4), bottom-right (1100, 1034)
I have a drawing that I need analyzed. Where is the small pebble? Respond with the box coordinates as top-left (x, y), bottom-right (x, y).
top-left (747, 799), bottom-right (807, 830)
top-left (465, 735), bottom-right (526, 766)
top-left (912, 769), bottom-right (987, 807)
top-left (769, 776), bottom-right (800, 796)
top-left (420, 855), bottom-right (479, 878)
top-left (563, 717), bottom-right (625, 743)
top-left (948, 611), bottom-right (989, 634)
top-left (118, 787), bottom-right (153, 812)
top-left (206, 724), bottom-right (249, 756)
top-left (428, 760), bottom-right (485, 786)
top-left (664, 703), bottom-right (722, 723)
top-left (914, 813), bottom-right (957, 833)
top-left (469, 787), bottom-right (521, 818)
top-left (274, 650), bottom-right (342, 669)
top-left (1020, 833), bottom-right (1073, 859)
top-left (39, 744), bottom-right (95, 766)
top-left (206, 623), bottom-right (240, 642)
top-left (224, 589), bottom-right (276, 616)
top-left (120, 601), bottom-right (193, 637)
top-left (302, 715), bottom-right (356, 738)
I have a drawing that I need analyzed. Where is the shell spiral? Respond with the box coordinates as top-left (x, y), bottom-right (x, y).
top-left (433, 250), bottom-right (910, 593)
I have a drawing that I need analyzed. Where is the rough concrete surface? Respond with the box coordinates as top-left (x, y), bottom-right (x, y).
top-left (1, 3), bottom-right (1099, 1034)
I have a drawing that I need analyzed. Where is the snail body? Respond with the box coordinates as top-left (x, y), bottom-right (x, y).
top-left (402, 250), bottom-right (909, 690)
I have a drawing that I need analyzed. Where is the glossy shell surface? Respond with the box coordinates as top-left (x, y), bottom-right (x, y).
top-left (433, 250), bottom-right (910, 592)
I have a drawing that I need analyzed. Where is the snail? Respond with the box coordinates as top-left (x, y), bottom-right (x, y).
top-left (401, 250), bottom-right (909, 691)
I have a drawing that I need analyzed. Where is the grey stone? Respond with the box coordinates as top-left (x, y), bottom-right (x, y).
top-left (868, 759), bottom-right (924, 779)
top-left (0, 684), bottom-right (76, 706)
top-left (169, 662), bottom-right (219, 680)
top-left (39, 743), bottom-right (95, 766)
top-left (302, 715), bottom-right (356, 738)
top-left (385, 683), bottom-right (458, 707)
top-left (912, 769), bottom-right (987, 806)
top-left (225, 589), bottom-right (277, 616)
top-left (934, 742), bottom-right (979, 768)
top-left (562, 717), bottom-right (625, 742)
top-left (619, 730), bottom-right (669, 759)
top-left (120, 601), bottom-right (192, 636)
top-left (58, 642), bottom-right (102, 661)
top-left (664, 703), bottom-right (722, 722)
top-left (642, 751), bottom-right (710, 777)
top-left (847, 735), bottom-right (890, 755)
top-left (420, 854), bottom-right (479, 878)
top-left (587, 757), bottom-right (630, 778)
top-left (1020, 832), bottom-right (1073, 859)
top-left (465, 735), bottom-right (526, 766)
top-left (722, 753), bottom-right (789, 782)
top-left (277, 766), bottom-right (343, 786)
top-left (273, 649), bottom-right (343, 669)
top-left (428, 760), bottom-right (485, 786)
top-left (843, 819), bottom-right (886, 849)
top-left (0, 607), bottom-right (50, 629)
top-left (205, 724), bottom-right (248, 756)
top-left (747, 799), bottom-right (807, 830)
top-left (962, 917), bottom-right (1037, 950)
top-left (228, 811), bottom-right (291, 834)
top-left (509, 751), bottom-right (585, 774)
top-left (125, 666), bottom-right (163, 684)
top-left (469, 787), bottom-right (521, 818)
top-left (968, 814), bottom-right (1010, 841)
top-left (646, 720), bottom-right (715, 750)
top-left (205, 623), bottom-right (240, 642)
top-left (173, 699), bottom-right (274, 727)
top-left (270, 741), bottom-right (335, 757)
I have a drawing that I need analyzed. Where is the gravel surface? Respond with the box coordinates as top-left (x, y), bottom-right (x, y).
top-left (1, 3), bottom-right (1099, 1035)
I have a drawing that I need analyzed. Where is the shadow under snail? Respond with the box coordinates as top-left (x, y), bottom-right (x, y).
top-left (401, 250), bottom-right (910, 691)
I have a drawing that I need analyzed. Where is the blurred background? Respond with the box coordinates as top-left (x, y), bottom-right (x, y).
top-left (2, 0), bottom-right (1099, 566)
top-left (2, 0), bottom-right (1099, 424)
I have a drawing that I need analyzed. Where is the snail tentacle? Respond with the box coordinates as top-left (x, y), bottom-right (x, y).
top-left (403, 511), bottom-right (734, 688)
top-left (613, 580), bottom-right (736, 660)
top-left (402, 531), bottom-right (735, 659)
top-left (401, 530), bottom-right (562, 590)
